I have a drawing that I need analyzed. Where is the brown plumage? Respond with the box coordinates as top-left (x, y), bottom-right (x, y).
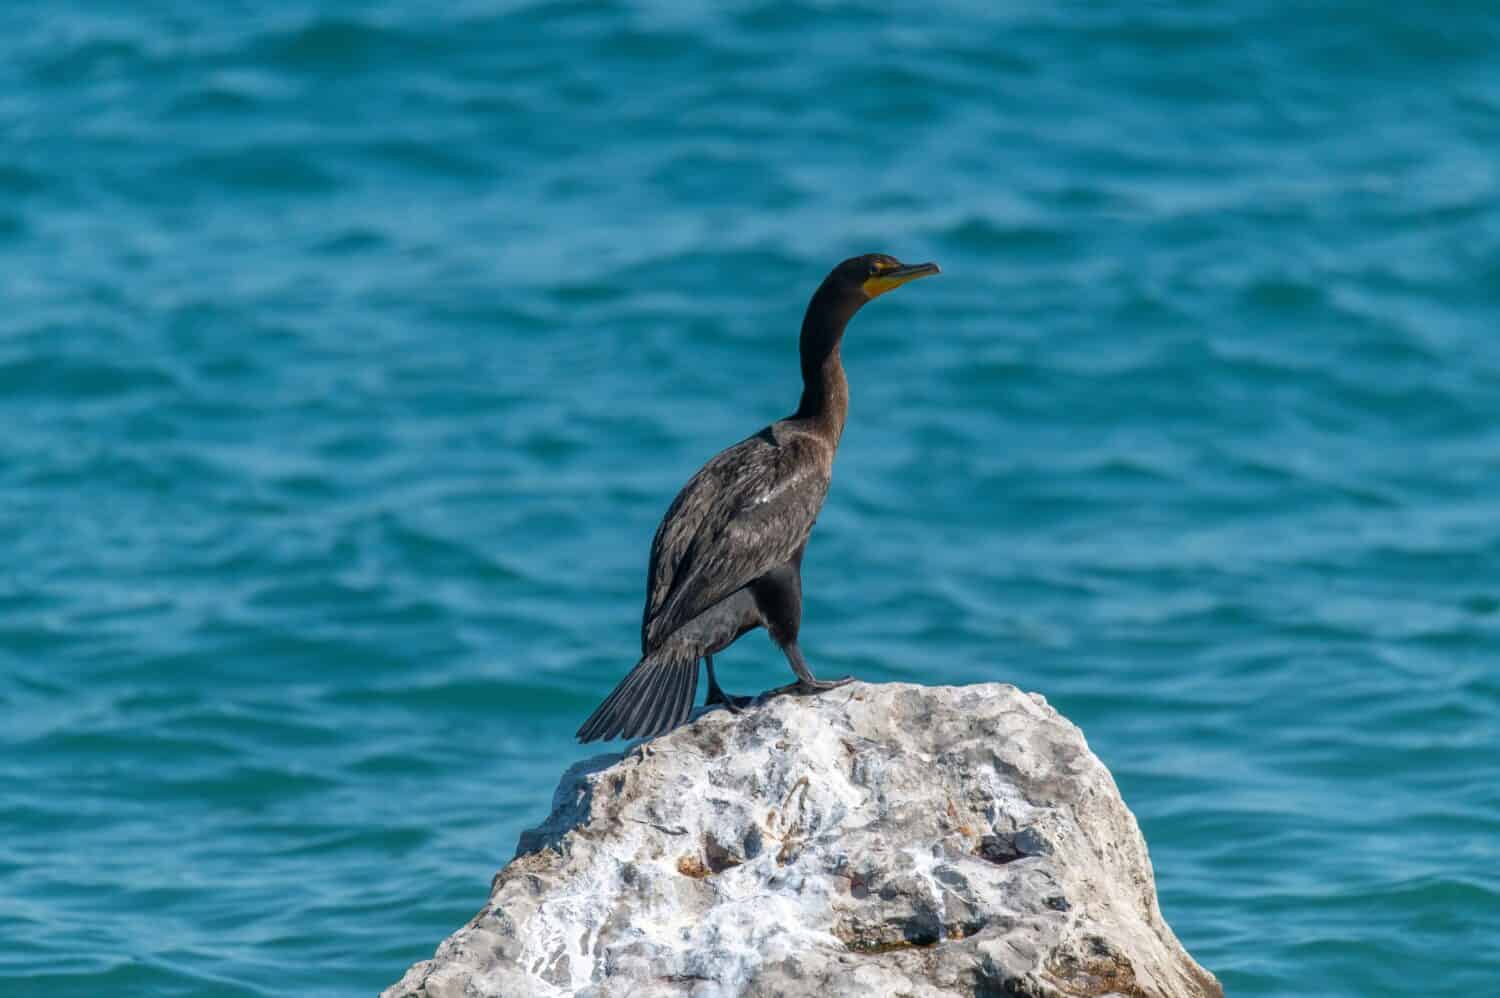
top-left (576, 254), bottom-right (939, 743)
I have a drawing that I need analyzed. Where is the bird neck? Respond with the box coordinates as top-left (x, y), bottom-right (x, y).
top-left (794, 288), bottom-right (856, 441)
top-left (797, 345), bottom-right (848, 441)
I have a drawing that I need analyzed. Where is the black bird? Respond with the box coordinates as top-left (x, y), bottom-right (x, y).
top-left (576, 254), bottom-right (940, 743)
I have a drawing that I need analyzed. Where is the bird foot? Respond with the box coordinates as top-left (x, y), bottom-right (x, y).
top-left (767, 675), bottom-right (854, 698)
top-left (705, 689), bottom-right (756, 714)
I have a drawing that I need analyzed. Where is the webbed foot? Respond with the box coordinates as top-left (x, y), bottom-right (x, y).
top-left (704, 655), bottom-right (756, 714)
top-left (706, 689), bottom-right (757, 714)
top-left (775, 641), bottom-right (853, 697)
top-left (766, 675), bottom-right (854, 697)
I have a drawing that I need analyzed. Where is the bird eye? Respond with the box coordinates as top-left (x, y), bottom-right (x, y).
top-left (868, 262), bottom-right (881, 276)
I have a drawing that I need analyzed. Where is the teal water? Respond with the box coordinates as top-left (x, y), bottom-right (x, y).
top-left (3, 4), bottom-right (1499, 995)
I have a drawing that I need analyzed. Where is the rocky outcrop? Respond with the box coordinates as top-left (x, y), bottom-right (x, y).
top-left (384, 682), bottom-right (1220, 997)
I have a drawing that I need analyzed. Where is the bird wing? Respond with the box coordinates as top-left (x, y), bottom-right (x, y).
top-left (642, 427), bottom-right (830, 653)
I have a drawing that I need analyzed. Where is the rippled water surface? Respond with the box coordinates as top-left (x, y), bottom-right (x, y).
top-left (4, 3), bottom-right (1499, 996)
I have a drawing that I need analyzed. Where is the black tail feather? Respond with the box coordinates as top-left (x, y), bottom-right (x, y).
top-left (661, 655), bottom-right (698, 736)
top-left (575, 667), bottom-right (630, 743)
top-left (647, 653), bottom-right (691, 738)
top-left (576, 644), bottom-right (700, 743)
top-left (676, 661), bottom-right (701, 732)
top-left (639, 662), bottom-right (674, 739)
top-left (615, 661), bottom-right (665, 739)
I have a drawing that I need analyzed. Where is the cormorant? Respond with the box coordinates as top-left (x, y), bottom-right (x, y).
top-left (576, 254), bottom-right (940, 743)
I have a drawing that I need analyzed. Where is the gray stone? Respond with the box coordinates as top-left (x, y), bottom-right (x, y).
top-left (384, 682), bottom-right (1221, 998)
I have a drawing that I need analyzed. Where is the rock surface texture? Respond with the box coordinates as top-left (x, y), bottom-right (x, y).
top-left (384, 682), bottom-right (1221, 998)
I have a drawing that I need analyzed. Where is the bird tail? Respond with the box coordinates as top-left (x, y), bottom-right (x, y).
top-left (575, 643), bottom-right (701, 743)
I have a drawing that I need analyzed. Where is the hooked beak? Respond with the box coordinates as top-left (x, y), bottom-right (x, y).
top-left (863, 261), bottom-right (941, 298)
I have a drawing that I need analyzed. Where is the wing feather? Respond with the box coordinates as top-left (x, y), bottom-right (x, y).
top-left (641, 426), bottom-right (830, 653)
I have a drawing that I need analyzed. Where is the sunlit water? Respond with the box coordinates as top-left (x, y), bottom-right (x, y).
top-left (2, 4), bottom-right (1498, 995)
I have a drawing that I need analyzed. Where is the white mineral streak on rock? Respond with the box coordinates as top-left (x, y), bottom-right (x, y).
top-left (384, 682), bottom-right (1221, 998)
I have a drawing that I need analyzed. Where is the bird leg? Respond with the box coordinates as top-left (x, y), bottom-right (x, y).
top-left (767, 641), bottom-right (853, 697)
top-left (703, 655), bottom-right (754, 713)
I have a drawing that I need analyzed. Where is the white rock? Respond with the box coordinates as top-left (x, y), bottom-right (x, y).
top-left (384, 682), bottom-right (1221, 998)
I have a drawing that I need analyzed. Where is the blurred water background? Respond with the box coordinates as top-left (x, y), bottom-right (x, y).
top-left (3, 3), bottom-right (1499, 995)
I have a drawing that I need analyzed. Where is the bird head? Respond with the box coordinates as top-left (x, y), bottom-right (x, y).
top-left (831, 253), bottom-right (941, 304)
